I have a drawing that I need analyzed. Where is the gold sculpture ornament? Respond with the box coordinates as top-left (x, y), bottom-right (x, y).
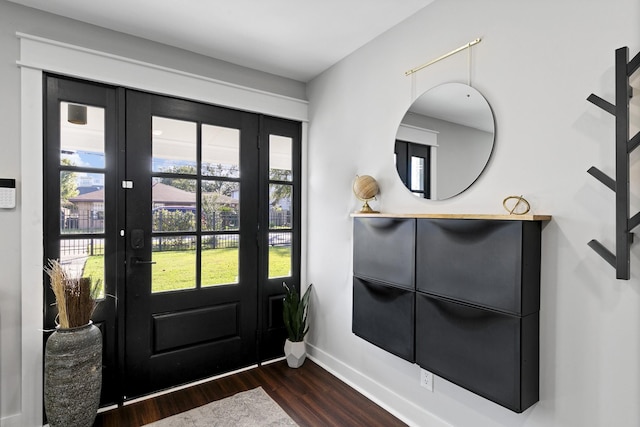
top-left (503, 195), bottom-right (531, 215)
top-left (353, 175), bottom-right (380, 213)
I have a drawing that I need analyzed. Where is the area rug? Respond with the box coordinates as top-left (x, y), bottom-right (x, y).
top-left (143, 387), bottom-right (298, 427)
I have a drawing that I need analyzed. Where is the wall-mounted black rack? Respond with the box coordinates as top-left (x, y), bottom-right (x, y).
top-left (587, 46), bottom-right (640, 280)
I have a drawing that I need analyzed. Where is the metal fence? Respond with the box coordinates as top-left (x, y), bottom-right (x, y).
top-left (61, 210), bottom-right (104, 234)
top-left (60, 238), bottom-right (105, 257)
top-left (153, 235), bottom-right (240, 251)
top-left (60, 208), bottom-right (291, 234)
top-left (269, 211), bottom-right (291, 228)
top-left (59, 232), bottom-right (290, 258)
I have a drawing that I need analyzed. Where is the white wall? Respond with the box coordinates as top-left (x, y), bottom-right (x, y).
top-left (306, 0), bottom-right (640, 426)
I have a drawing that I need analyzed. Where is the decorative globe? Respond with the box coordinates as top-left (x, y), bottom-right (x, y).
top-left (353, 175), bottom-right (379, 213)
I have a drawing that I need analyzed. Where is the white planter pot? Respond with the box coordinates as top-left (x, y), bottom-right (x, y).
top-left (284, 339), bottom-right (306, 368)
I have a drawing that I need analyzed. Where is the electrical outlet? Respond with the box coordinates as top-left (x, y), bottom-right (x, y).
top-left (420, 368), bottom-right (433, 391)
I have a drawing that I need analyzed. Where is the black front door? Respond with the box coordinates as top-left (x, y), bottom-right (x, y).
top-left (43, 75), bottom-right (301, 405)
top-left (123, 90), bottom-right (260, 398)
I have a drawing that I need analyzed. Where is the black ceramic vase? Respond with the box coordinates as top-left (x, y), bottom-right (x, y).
top-left (44, 322), bottom-right (102, 427)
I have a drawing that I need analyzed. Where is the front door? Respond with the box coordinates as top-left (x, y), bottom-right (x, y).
top-left (123, 90), bottom-right (260, 397)
top-left (43, 75), bottom-right (301, 405)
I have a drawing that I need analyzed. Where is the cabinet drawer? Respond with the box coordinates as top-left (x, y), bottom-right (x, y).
top-left (353, 217), bottom-right (415, 290)
top-left (352, 277), bottom-right (414, 362)
top-left (416, 219), bottom-right (541, 315)
top-left (415, 293), bottom-right (538, 413)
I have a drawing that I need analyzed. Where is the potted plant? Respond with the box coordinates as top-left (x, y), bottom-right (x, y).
top-left (282, 282), bottom-right (312, 368)
top-left (43, 259), bottom-right (102, 427)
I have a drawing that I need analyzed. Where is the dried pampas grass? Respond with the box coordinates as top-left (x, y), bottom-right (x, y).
top-left (44, 259), bottom-right (99, 329)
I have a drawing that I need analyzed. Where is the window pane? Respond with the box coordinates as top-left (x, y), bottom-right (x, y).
top-left (410, 156), bottom-right (425, 192)
top-left (152, 236), bottom-right (196, 293)
top-left (201, 234), bottom-right (239, 287)
top-left (152, 179), bottom-right (197, 232)
top-left (60, 102), bottom-right (105, 169)
top-left (62, 172), bottom-right (104, 234)
top-left (202, 124), bottom-right (240, 178)
top-left (269, 184), bottom-right (292, 229)
top-left (269, 135), bottom-right (292, 181)
top-left (202, 181), bottom-right (239, 232)
top-left (60, 238), bottom-right (105, 299)
top-left (152, 117), bottom-right (197, 173)
top-left (268, 232), bottom-right (291, 279)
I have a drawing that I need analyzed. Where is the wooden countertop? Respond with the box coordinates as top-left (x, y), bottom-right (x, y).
top-left (351, 212), bottom-right (552, 221)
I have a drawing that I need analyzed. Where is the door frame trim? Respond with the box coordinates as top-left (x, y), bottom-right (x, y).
top-left (18, 33), bottom-right (308, 426)
top-left (17, 33), bottom-right (309, 122)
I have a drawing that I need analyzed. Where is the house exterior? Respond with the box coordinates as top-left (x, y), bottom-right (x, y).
top-left (65, 182), bottom-right (240, 232)
top-left (66, 188), bottom-right (105, 231)
top-left (1, 1), bottom-right (639, 426)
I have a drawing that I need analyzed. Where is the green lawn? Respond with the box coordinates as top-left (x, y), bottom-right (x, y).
top-left (83, 246), bottom-right (291, 294)
top-left (82, 256), bottom-right (105, 298)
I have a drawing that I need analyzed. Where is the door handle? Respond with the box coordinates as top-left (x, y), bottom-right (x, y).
top-left (131, 257), bottom-right (156, 266)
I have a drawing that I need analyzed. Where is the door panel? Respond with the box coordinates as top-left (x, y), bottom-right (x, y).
top-left (43, 76), bottom-right (121, 406)
top-left (258, 117), bottom-right (302, 360)
top-left (123, 90), bottom-right (260, 398)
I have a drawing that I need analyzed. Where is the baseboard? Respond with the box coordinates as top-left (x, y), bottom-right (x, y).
top-left (1, 413), bottom-right (23, 427)
top-left (306, 343), bottom-right (451, 427)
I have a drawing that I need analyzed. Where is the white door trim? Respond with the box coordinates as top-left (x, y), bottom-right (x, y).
top-left (17, 33), bottom-right (308, 122)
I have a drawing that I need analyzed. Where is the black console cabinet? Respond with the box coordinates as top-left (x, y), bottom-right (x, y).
top-left (353, 277), bottom-right (415, 361)
top-left (352, 214), bottom-right (549, 413)
top-left (353, 217), bottom-right (415, 290)
top-left (416, 219), bottom-right (541, 316)
top-left (352, 218), bottom-right (416, 362)
top-left (415, 293), bottom-right (539, 412)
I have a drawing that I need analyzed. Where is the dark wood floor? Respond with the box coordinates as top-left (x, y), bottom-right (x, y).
top-left (93, 359), bottom-right (407, 426)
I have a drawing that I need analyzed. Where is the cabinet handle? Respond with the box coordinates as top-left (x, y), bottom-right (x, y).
top-left (426, 295), bottom-right (500, 321)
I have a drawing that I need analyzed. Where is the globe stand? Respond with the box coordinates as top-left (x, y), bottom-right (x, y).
top-left (358, 199), bottom-right (379, 214)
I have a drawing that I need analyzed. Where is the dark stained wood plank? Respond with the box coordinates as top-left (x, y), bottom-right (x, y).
top-left (93, 360), bottom-right (407, 427)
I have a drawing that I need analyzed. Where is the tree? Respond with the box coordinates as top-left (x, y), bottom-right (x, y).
top-left (159, 163), bottom-right (239, 197)
top-left (157, 165), bottom-right (197, 193)
top-left (202, 193), bottom-right (238, 231)
top-left (60, 158), bottom-right (79, 204)
top-left (269, 168), bottom-right (292, 209)
top-left (202, 163), bottom-right (239, 197)
top-left (152, 209), bottom-right (195, 232)
top-left (201, 193), bottom-right (220, 231)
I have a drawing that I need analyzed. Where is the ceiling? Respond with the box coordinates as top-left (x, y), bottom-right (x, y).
top-left (8, 0), bottom-right (434, 82)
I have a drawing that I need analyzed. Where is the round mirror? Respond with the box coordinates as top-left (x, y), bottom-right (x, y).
top-left (394, 82), bottom-right (495, 200)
